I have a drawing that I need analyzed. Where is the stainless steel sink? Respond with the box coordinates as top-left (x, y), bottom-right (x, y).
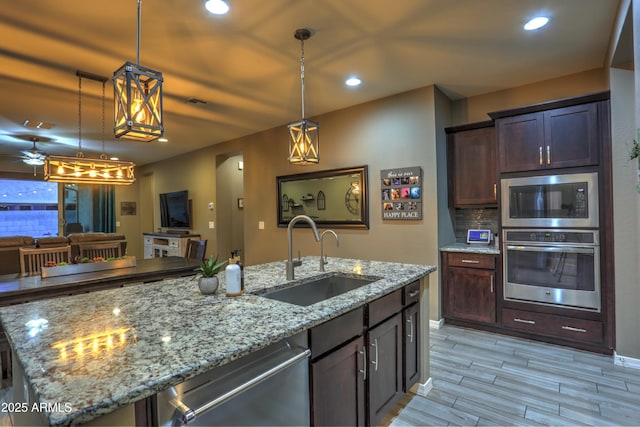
top-left (261, 273), bottom-right (378, 306)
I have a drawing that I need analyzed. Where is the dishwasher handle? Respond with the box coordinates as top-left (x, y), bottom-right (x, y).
top-left (170, 348), bottom-right (311, 425)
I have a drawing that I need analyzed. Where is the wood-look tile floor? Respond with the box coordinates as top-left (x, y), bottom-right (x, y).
top-left (1, 325), bottom-right (639, 426)
top-left (385, 325), bottom-right (640, 427)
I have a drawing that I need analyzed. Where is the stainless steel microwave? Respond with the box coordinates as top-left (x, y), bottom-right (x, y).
top-left (501, 172), bottom-right (599, 228)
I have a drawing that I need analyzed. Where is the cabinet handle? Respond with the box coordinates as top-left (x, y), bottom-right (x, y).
top-left (490, 274), bottom-right (494, 294)
top-left (493, 183), bottom-right (497, 200)
top-left (371, 339), bottom-right (379, 372)
top-left (407, 317), bottom-right (414, 343)
top-left (514, 318), bottom-right (536, 325)
top-left (547, 146), bottom-right (551, 165)
top-left (408, 290), bottom-right (420, 298)
top-left (539, 146), bottom-right (543, 166)
top-left (358, 347), bottom-right (367, 380)
top-left (461, 259), bottom-right (480, 264)
top-left (561, 325), bottom-right (587, 333)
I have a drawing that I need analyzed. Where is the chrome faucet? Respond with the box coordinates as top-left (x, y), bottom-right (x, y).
top-left (319, 230), bottom-right (339, 271)
top-left (286, 215), bottom-right (321, 280)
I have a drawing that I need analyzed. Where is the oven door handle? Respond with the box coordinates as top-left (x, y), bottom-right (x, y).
top-left (506, 245), bottom-right (595, 255)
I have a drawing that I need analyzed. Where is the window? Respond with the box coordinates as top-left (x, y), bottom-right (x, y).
top-left (0, 179), bottom-right (58, 237)
top-left (0, 178), bottom-right (116, 237)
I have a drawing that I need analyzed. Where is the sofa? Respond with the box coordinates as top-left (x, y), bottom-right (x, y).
top-left (0, 233), bottom-right (127, 275)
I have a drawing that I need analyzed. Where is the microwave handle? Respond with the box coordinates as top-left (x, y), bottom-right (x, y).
top-left (506, 245), bottom-right (595, 255)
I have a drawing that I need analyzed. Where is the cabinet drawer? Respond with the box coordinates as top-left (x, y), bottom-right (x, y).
top-left (309, 306), bottom-right (364, 359)
top-left (502, 308), bottom-right (603, 344)
top-left (368, 289), bottom-right (402, 327)
top-left (447, 252), bottom-right (495, 269)
top-left (403, 281), bottom-right (420, 306)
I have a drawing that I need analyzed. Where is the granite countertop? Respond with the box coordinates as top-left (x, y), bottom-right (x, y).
top-left (440, 242), bottom-right (501, 255)
top-left (0, 257), bottom-right (435, 426)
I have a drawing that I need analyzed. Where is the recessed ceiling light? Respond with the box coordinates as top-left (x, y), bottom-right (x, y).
top-left (158, 137), bottom-right (169, 143)
top-left (345, 76), bottom-right (362, 87)
top-left (524, 16), bottom-right (549, 31)
top-left (205, 0), bottom-right (230, 15)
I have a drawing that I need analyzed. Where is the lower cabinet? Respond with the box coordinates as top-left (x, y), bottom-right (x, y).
top-left (403, 302), bottom-right (420, 392)
top-left (311, 336), bottom-right (366, 426)
top-left (442, 252), bottom-right (497, 325)
top-left (502, 308), bottom-right (604, 345)
top-left (367, 312), bottom-right (402, 426)
top-left (309, 282), bottom-right (420, 426)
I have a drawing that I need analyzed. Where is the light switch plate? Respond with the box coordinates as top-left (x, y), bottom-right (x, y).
top-left (258, 221), bottom-right (265, 230)
top-left (209, 221), bottom-right (215, 229)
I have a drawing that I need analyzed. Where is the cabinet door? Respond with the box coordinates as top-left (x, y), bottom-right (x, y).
top-left (368, 313), bottom-right (402, 426)
top-left (446, 267), bottom-right (496, 324)
top-left (450, 126), bottom-right (497, 206)
top-left (403, 303), bottom-right (420, 392)
top-left (311, 336), bottom-right (366, 426)
top-left (497, 112), bottom-right (544, 173)
top-left (544, 102), bottom-right (599, 169)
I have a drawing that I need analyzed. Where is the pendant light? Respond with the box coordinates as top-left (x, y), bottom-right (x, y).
top-left (288, 28), bottom-right (319, 165)
top-left (113, 0), bottom-right (164, 142)
top-left (44, 72), bottom-right (136, 185)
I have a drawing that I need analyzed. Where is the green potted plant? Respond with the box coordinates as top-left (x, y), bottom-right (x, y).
top-left (197, 255), bottom-right (228, 294)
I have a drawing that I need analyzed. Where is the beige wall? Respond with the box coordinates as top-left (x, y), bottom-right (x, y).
top-left (451, 68), bottom-right (609, 125)
top-left (608, 0), bottom-right (640, 360)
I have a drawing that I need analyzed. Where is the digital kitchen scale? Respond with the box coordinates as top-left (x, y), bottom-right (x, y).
top-left (467, 229), bottom-right (492, 245)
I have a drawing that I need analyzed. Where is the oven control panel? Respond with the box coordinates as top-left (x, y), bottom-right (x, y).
top-left (504, 229), bottom-right (598, 245)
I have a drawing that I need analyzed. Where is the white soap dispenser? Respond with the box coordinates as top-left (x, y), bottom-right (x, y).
top-left (225, 255), bottom-right (242, 297)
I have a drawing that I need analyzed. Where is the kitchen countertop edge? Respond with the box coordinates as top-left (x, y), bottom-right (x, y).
top-left (440, 243), bottom-right (500, 255)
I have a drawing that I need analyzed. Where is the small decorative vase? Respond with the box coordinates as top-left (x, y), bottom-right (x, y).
top-left (198, 276), bottom-right (219, 295)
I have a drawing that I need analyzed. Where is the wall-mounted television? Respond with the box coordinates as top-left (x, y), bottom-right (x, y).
top-left (159, 190), bottom-right (192, 229)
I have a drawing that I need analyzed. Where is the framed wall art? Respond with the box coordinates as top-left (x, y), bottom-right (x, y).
top-left (380, 166), bottom-right (422, 220)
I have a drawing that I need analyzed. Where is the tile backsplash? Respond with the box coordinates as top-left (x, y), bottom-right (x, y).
top-left (454, 208), bottom-right (499, 242)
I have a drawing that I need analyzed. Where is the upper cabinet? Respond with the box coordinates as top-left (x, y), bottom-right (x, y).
top-left (446, 121), bottom-right (497, 207)
top-left (490, 94), bottom-right (607, 173)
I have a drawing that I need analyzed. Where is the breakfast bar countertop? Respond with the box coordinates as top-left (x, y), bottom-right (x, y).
top-left (0, 257), bottom-right (435, 426)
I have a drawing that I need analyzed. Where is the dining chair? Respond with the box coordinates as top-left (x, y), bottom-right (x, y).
top-left (19, 245), bottom-right (72, 277)
top-left (185, 239), bottom-right (207, 261)
top-left (65, 222), bottom-right (84, 235)
top-left (78, 241), bottom-right (122, 260)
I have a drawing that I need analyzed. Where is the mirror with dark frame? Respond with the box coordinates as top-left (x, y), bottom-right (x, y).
top-left (277, 165), bottom-right (369, 229)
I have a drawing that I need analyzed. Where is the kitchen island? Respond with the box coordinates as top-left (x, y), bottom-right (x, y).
top-left (0, 257), bottom-right (435, 426)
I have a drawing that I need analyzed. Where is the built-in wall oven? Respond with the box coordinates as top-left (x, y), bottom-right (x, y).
top-left (501, 172), bottom-right (599, 228)
top-left (503, 229), bottom-right (600, 311)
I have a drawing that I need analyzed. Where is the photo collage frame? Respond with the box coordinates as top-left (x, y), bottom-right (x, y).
top-left (380, 166), bottom-right (422, 220)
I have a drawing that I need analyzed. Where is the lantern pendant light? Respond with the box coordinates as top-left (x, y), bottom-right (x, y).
top-left (288, 28), bottom-right (319, 165)
top-left (44, 71), bottom-right (135, 185)
top-left (113, 0), bottom-right (164, 142)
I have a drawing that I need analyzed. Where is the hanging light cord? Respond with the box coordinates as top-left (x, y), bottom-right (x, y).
top-left (300, 36), bottom-right (305, 119)
top-left (77, 74), bottom-right (84, 157)
top-left (137, 0), bottom-right (142, 64)
top-left (101, 81), bottom-right (107, 159)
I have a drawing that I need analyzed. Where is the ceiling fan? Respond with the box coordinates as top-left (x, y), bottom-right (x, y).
top-left (20, 137), bottom-right (47, 166)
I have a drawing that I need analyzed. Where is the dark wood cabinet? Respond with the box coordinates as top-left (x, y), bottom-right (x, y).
top-left (309, 284), bottom-right (420, 426)
top-left (502, 308), bottom-right (604, 345)
top-left (311, 336), bottom-right (366, 426)
top-left (495, 101), bottom-right (600, 173)
top-left (367, 312), bottom-right (403, 427)
top-left (446, 122), bottom-right (497, 207)
top-left (402, 302), bottom-right (419, 392)
top-left (442, 252), bottom-right (497, 325)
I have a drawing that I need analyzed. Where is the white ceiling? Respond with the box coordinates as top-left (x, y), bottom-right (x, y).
top-left (0, 0), bottom-right (620, 170)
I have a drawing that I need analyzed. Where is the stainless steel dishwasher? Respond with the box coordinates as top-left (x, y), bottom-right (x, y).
top-left (156, 332), bottom-right (310, 426)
